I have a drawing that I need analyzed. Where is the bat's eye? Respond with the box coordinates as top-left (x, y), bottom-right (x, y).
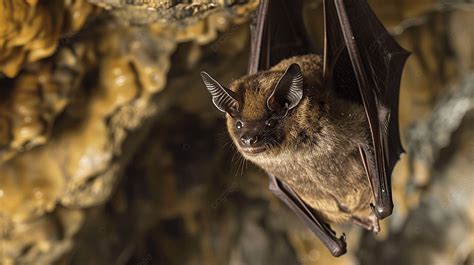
top-left (236, 121), bottom-right (243, 130)
top-left (265, 119), bottom-right (277, 128)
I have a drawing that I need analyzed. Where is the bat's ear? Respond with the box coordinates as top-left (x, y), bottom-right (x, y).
top-left (200, 71), bottom-right (240, 115)
top-left (267, 63), bottom-right (303, 112)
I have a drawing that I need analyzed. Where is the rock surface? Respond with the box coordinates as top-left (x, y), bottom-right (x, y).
top-left (0, 0), bottom-right (472, 264)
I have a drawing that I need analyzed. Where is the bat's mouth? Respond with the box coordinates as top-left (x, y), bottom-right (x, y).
top-left (240, 146), bottom-right (267, 155)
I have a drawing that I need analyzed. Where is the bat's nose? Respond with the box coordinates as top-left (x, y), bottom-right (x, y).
top-left (240, 134), bottom-right (259, 147)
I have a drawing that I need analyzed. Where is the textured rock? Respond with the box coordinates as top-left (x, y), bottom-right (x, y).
top-left (87, 0), bottom-right (258, 25)
top-left (1, 208), bottom-right (83, 265)
top-left (0, 48), bottom-right (85, 163)
top-left (0, 0), bottom-right (94, 78)
top-left (0, 0), bottom-right (473, 264)
top-left (358, 110), bottom-right (474, 265)
top-left (0, 1), bottom-right (256, 263)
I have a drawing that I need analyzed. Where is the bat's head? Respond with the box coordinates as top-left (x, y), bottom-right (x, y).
top-left (201, 63), bottom-right (304, 157)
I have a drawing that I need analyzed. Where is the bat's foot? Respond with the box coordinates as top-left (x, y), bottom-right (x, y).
top-left (351, 215), bottom-right (380, 233)
top-left (369, 214), bottom-right (380, 234)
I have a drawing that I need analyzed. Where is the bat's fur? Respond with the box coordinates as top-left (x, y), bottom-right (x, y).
top-left (226, 54), bottom-right (377, 228)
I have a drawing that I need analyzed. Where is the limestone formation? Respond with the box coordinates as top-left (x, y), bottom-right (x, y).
top-left (0, 1), bottom-right (472, 265)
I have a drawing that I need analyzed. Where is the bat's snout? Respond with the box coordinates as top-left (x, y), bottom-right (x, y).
top-left (238, 133), bottom-right (267, 155)
top-left (240, 134), bottom-right (259, 147)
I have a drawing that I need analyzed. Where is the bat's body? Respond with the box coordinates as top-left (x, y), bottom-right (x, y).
top-left (201, 0), bottom-right (409, 257)
top-left (227, 55), bottom-right (376, 227)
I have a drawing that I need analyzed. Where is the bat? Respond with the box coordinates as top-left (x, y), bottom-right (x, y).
top-left (200, 0), bottom-right (409, 257)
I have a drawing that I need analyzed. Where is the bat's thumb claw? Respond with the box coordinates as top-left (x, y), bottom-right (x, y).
top-left (330, 239), bottom-right (347, 257)
top-left (374, 204), bottom-right (393, 219)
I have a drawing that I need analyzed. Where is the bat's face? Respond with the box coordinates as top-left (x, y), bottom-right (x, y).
top-left (201, 64), bottom-right (303, 157)
top-left (224, 102), bottom-right (289, 156)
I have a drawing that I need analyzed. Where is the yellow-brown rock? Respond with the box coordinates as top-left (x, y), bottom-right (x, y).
top-left (0, 0), bottom-right (473, 265)
top-left (0, 0), bottom-right (94, 78)
top-left (87, 0), bottom-right (258, 25)
top-left (0, 48), bottom-right (85, 164)
top-left (0, 2), bottom-right (256, 263)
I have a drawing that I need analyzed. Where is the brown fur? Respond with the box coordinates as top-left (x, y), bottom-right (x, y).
top-left (226, 54), bottom-right (376, 226)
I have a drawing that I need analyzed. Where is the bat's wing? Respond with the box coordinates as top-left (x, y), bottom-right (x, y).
top-left (268, 175), bottom-right (347, 257)
top-left (251, 0), bottom-right (348, 256)
top-left (323, 0), bottom-right (410, 219)
top-left (247, 0), bottom-right (314, 75)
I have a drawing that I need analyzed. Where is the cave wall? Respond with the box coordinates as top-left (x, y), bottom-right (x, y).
top-left (0, 1), bottom-right (472, 265)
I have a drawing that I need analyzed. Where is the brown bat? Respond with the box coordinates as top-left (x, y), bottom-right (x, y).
top-left (201, 0), bottom-right (409, 257)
